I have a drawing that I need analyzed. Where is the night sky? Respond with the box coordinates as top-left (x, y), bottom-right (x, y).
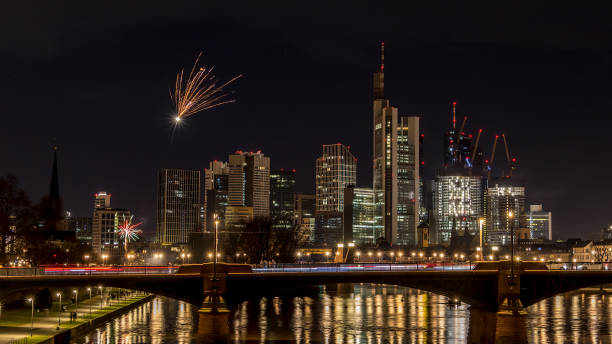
top-left (1, 2), bottom-right (610, 239)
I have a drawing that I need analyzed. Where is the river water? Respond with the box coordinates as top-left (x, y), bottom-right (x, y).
top-left (73, 284), bottom-right (612, 343)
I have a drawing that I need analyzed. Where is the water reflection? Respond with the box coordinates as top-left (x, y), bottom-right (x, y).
top-left (74, 286), bottom-right (612, 343)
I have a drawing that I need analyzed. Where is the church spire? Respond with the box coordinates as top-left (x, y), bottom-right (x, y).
top-left (50, 144), bottom-right (60, 200)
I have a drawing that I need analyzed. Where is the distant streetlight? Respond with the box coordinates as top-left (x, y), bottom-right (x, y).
top-left (27, 297), bottom-right (34, 336)
top-left (479, 218), bottom-right (485, 255)
top-left (56, 292), bottom-right (62, 327)
top-left (73, 290), bottom-right (78, 319)
top-left (102, 255), bottom-right (108, 266)
top-left (98, 286), bottom-right (103, 310)
top-left (83, 255), bottom-right (90, 266)
top-left (87, 288), bottom-right (92, 315)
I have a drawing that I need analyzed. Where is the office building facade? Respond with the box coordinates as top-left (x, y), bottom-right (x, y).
top-left (527, 204), bottom-right (552, 240)
top-left (270, 169), bottom-right (296, 228)
top-left (315, 143), bottom-right (357, 212)
top-left (295, 193), bottom-right (316, 243)
top-left (485, 182), bottom-right (526, 245)
top-left (204, 161), bottom-right (229, 231)
top-left (228, 151), bottom-right (270, 220)
top-left (431, 171), bottom-right (483, 244)
top-left (156, 169), bottom-right (201, 245)
top-left (343, 186), bottom-right (384, 245)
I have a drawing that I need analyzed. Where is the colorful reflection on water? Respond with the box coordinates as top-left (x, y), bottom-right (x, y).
top-left (75, 284), bottom-right (612, 343)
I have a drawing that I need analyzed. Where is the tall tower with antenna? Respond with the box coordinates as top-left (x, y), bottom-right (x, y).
top-left (372, 43), bottom-right (420, 246)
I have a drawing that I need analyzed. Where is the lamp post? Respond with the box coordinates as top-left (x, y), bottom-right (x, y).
top-left (214, 216), bottom-right (219, 281)
top-left (102, 254), bottom-right (108, 266)
top-left (508, 211), bottom-right (515, 282)
top-left (187, 253), bottom-right (191, 264)
top-left (83, 255), bottom-right (90, 266)
top-left (98, 286), bottom-right (103, 310)
top-left (27, 297), bottom-right (34, 336)
top-left (87, 288), bottom-right (92, 315)
top-left (73, 289), bottom-right (78, 319)
top-left (479, 218), bottom-right (484, 256)
top-left (56, 292), bottom-right (61, 327)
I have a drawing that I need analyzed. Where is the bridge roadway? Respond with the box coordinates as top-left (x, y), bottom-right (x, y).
top-left (2, 262), bottom-right (612, 313)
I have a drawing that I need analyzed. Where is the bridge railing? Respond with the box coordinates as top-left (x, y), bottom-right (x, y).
top-left (251, 262), bottom-right (477, 273)
top-left (0, 266), bottom-right (180, 276)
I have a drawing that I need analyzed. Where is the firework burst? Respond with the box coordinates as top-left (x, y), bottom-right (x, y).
top-left (117, 214), bottom-right (143, 252)
top-left (171, 52), bottom-right (242, 123)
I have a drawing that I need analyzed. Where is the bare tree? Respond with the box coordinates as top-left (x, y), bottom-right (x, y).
top-left (0, 175), bottom-right (35, 266)
top-left (592, 243), bottom-right (612, 269)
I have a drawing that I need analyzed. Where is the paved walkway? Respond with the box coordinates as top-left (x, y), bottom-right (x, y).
top-left (0, 292), bottom-right (146, 344)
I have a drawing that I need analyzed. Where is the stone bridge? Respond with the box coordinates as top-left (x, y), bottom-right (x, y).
top-left (1, 262), bottom-right (612, 314)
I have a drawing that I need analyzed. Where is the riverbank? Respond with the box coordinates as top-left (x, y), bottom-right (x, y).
top-left (0, 292), bottom-right (154, 344)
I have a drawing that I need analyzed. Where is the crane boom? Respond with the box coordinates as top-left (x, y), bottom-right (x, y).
top-left (490, 135), bottom-right (499, 166)
top-left (471, 129), bottom-right (482, 161)
top-left (488, 135), bottom-right (499, 180)
top-left (502, 134), bottom-right (511, 163)
top-left (459, 116), bottom-right (467, 133)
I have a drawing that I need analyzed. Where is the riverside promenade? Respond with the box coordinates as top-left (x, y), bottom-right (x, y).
top-left (0, 291), bottom-right (152, 344)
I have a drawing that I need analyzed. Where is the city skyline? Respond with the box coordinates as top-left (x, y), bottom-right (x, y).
top-left (1, 3), bottom-right (611, 240)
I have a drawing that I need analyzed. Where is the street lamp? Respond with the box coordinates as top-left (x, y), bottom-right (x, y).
top-left (83, 255), bottom-right (90, 266)
top-left (214, 215), bottom-right (219, 281)
top-left (73, 289), bottom-right (78, 319)
top-left (87, 288), bottom-right (92, 315)
top-left (508, 211), bottom-right (515, 282)
top-left (187, 253), bottom-right (191, 264)
top-left (102, 254), bottom-right (108, 266)
top-left (479, 218), bottom-right (484, 255)
top-left (98, 286), bottom-right (103, 310)
top-left (56, 292), bottom-right (62, 327)
top-left (27, 298), bottom-right (34, 336)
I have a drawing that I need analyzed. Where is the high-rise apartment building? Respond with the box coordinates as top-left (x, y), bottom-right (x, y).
top-left (204, 161), bottom-right (229, 231)
top-left (343, 186), bottom-right (384, 245)
top-left (315, 143), bottom-right (357, 212)
top-left (485, 182), bottom-right (526, 245)
top-left (270, 169), bottom-right (296, 228)
top-left (295, 193), bottom-right (316, 243)
top-left (431, 171), bottom-right (484, 244)
top-left (226, 151), bottom-right (270, 227)
top-left (156, 169), bottom-right (201, 245)
top-left (526, 204), bottom-right (552, 240)
top-left (372, 43), bottom-right (420, 245)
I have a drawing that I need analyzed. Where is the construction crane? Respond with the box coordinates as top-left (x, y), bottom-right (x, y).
top-left (502, 134), bottom-right (517, 178)
top-left (459, 116), bottom-right (468, 133)
top-left (471, 129), bottom-right (483, 161)
top-left (487, 135), bottom-right (499, 180)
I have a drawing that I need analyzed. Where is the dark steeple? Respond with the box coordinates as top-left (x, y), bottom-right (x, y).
top-left (50, 145), bottom-right (60, 200)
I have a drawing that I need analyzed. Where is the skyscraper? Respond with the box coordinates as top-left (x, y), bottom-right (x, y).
top-left (526, 204), bottom-right (552, 240)
top-left (431, 171), bottom-right (484, 244)
top-left (295, 193), bottom-right (316, 243)
top-left (315, 143), bottom-right (356, 246)
top-left (91, 192), bottom-right (131, 258)
top-left (343, 186), bottom-right (384, 245)
top-left (372, 43), bottom-right (420, 245)
top-left (226, 151), bottom-right (270, 227)
top-left (315, 143), bottom-right (357, 212)
top-left (204, 161), bottom-right (229, 231)
top-left (270, 169), bottom-right (296, 228)
top-left (94, 192), bottom-right (111, 210)
top-left (156, 169), bottom-right (201, 245)
top-left (485, 182), bottom-right (526, 245)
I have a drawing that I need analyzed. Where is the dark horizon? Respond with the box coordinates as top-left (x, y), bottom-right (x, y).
top-left (1, 2), bottom-right (610, 240)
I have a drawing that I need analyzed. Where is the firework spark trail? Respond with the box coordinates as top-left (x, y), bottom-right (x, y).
top-left (171, 52), bottom-right (242, 122)
top-left (117, 214), bottom-right (143, 252)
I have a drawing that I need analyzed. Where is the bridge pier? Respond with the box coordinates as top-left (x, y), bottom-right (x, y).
top-left (198, 263), bottom-right (230, 342)
top-left (496, 261), bottom-right (526, 316)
